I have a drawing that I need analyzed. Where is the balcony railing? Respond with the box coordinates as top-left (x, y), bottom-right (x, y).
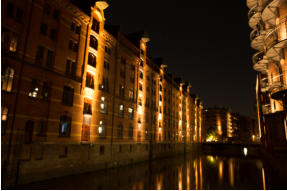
top-left (262, 104), bottom-right (271, 115)
top-left (252, 51), bottom-right (264, 64)
top-left (248, 6), bottom-right (261, 19)
top-left (250, 29), bottom-right (261, 41)
top-left (264, 17), bottom-right (287, 50)
top-left (260, 77), bottom-right (269, 92)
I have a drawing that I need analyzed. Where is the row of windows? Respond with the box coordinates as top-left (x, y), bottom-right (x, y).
top-left (35, 45), bottom-right (54, 68)
top-left (68, 39), bottom-right (79, 52)
top-left (40, 23), bottom-right (57, 41)
top-left (6, 2), bottom-right (23, 23)
top-left (42, 3), bottom-right (60, 21)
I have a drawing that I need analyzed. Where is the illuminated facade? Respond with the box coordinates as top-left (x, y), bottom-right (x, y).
top-left (1, 0), bottom-right (204, 187)
top-left (247, 0), bottom-right (287, 150)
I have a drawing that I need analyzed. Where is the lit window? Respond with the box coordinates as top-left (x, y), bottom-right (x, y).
top-left (29, 79), bottom-right (39, 98)
top-left (1, 107), bottom-right (8, 135)
top-left (59, 115), bottom-right (71, 137)
top-left (128, 89), bottom-right (134, 101)
top-left (119, 104), bottom-right (124, 117)
top-left (2, 67), bottom-right (14, 92)
top-left (86, 73), bottom-right (94, 89)
top-left (9, 37), bottom-right (17, 52)
top-left (128, 108), bottom-right (133, 119)
top-left (98, 120), bottom-right (106, 138)
top-left (88, 53), bottom-right (97, 67)
top-left (83, 99), bottom-right (92, 115)
top-left (100, 97), bottom-right (107, 114)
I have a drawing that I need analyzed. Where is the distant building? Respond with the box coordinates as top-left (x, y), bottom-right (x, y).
top-left (246, 0), bottom-right (287, 151)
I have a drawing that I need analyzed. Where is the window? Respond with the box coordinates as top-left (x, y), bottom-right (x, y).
top-left (130, 76), bottom-right (135, 83)
top-left (92, 18), bottom-right (100, 33)
top-left (121, 58), bottom-right (126, 65)
top-left (100, 97), bottom-right (107, 114)
top-left (15, 8), bottom-right (23, 22)
top-left (9, 37), bottom-right (17, 52)
top-left (128, 108), bottom-right (133, 119)
top-left (1, 107), bottom-right (8, 135)
top-left (119, 85), bottom-right (124, 98)
top-left (68, 40), bottom-right (73, 50)
top-left (36, 121), bottom-right (46, 136)
top-left (40, 23), bottom-right (47, 35)
top-left (99, 77), bottom-right (109, 92)
top-left (119, 104), bottom-right (124, 118)
top-left (139, 83), bottom-right (143, 91)
top-left (139, 71), bottom-right (143, 79)
top-left (83, 99), bottom-right (92, 115)
top-left (90, 36), bottom-right (98, 50)
top-left (120, 70), bottom-right (125, 78)
top-left (43, 3), bottom-right (51, 15)
top-left (88, 53), bottom-right (97, 67)
top-left (46, 50), bottom-right (54, 68)
top-left (145, 128), bottom-right (149, 140)
top-left (59, 115), bottom-right (71, 137)
top-left (104, 61), bottom-right (109, 70)
top-left (42, 82), bottom-right (49, 100)
top-left (117, 124), bottom-right (123, 139)
top-left (29, 79), bottom-right (39, 98)
top-left (105, 46), bottom-right (111, 55)
top-left (53, 9), bottom-right (60, 21)
top-left (7, 3), bottom-right (14, 18)
top-left (128, 126), bottom-right (133, 139)
top-left (98, 120), bottom-right (106, 138)
top-left (50, 29), bottom-right (57, 41)
top-left (100, 145), bottom-right (105, 155)
top-left (35, 45), bottom-right (44, 65)
top-left (2, 67), bottom-right (14, 92)
top-left (86, 73), bottom-right (94, 89)
top-left (128, 90), bottom-right (134, 101)
top-left (62, 86), bottom-right (74, 106)
top-left (73, 42), bottom-right (78, 52)
top-left (140, 60), bottom-right (143, 67)
top-left (131, 65), bottom-right (135, 71)
top-left (140, 49), bottom-right (144, 55)
top-left (75, 26), bottom-right (81, 35)
top-left (71, 22), bottom-right (75, 32)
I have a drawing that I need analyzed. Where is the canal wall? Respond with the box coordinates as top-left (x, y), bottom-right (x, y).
top-left (11, 142), bottom-right (199, 186)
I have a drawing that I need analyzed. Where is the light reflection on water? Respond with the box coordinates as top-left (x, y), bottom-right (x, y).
top-left (18, 154), bottom-right (278, 190)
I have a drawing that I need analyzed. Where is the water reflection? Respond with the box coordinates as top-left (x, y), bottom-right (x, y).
top-left (18, 154), bottom-right (285, 190)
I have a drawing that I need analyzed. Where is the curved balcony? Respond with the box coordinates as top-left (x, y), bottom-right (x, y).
top-left (269, 73), bottom-right (287, 100)
top-left (252, 51), bottom-right (268, 73)
top-left (248, 6), bottom-right (263, 29)
top-left (260, 77), bottom-right (269, 92)
top-left (247, 0), bottom-right (258, 9)
top-left (262, 103), bottom-right (272, 114)
top-left (264, 18), bottom-right (287, 61)
top-left (262, 0), bottom-right (282, 27)
top-left (250, 29), bottom-right (268, 50)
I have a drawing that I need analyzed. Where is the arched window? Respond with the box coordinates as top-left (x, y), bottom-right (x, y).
top-left (98, 120), bottom-right (106, 139)
top-left (2, 67), bottom-right (14, 92)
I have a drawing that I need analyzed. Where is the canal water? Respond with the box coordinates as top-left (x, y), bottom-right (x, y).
top-left (18, 153), bottom-right (286, 190)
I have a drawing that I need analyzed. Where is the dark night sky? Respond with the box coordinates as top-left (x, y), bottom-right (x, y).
top-left (78, 0), bottom-right (256, 117)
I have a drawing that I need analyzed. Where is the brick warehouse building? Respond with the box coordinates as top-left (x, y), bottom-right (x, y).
top-left (247, 0), bottom-right (287, 152)
top-left (1, 0), bottom-right (204, 187)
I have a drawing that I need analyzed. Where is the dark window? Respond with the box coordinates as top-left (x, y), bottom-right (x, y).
top-left (117, 124), bottom-right (123, 138)
top-left (99, 77), bottom-right (109, 92)
top-left (83, 100), bottom-right (92, 115)
top-left (46, 50), bottom-right (54, 68)
top-left (119, 85), bottom-right (124, 98)
top-left (36, 121), bottom-right (46, 136)
top-left (139, 71), bottom-right (143, 79)
top-left (50, 29), bottom-right (57, 41)
top-left (71, 22), bottom-right (75, 32)
top-left (88, 53), bottom-right (97, 67)
top-left (92, 18), bottom-right (100, 33)
top-left (90, 36), bottom-right (98, 50)
top-left (73, 42), bottom-right (78, 52)
top-left (62, 86), bottom-right (74, 106)
top-left (24, 120), bottom-right (34, 144)
top-left (139, 83), bottom-right (143, 91)
top-left (100, 145), bottom-right (105, 155)
top-left (86, 73), bottom-right (94, 89)
top-left (7, 3), bottom-right (14, 17)
top-left (131, 65), bottom-right (135, 71)
top-left (68, 40), bottom-right (73, 50)
top-left (128, 126), bottom-right (133, 139)
top-left (104, 61), bottom-right (109, 70)
top-left (140, 49), bottom-right (144, 55)
top-left (40, 23), bottom-right (47, 35)
top-left (65, 59), bottom-right (72, 76)
top-left (42, 82), bottom-right (49, 100)
top-left (16, 8), bottom-right (23, 22)
top-left (130, 77), bottom-right (134, 84)
top-left (59, 115), bottom-right (71, 137)
top-left (140, 60), bottom-right (143, 67)
top-left (120, 70), bottom-right (125, 78)
top-left (53, 9), bottom-right (60, 21)
top-left (43, 3), bottom-right (51, 15)
top-left (75, 25), bottom-right (81, 34)
top-left (119, 104), bottom-right (124, 118)
top-left (35, 45), bottom-right (44, 65)
top-left (121, 58), bottom-right (126, 65)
